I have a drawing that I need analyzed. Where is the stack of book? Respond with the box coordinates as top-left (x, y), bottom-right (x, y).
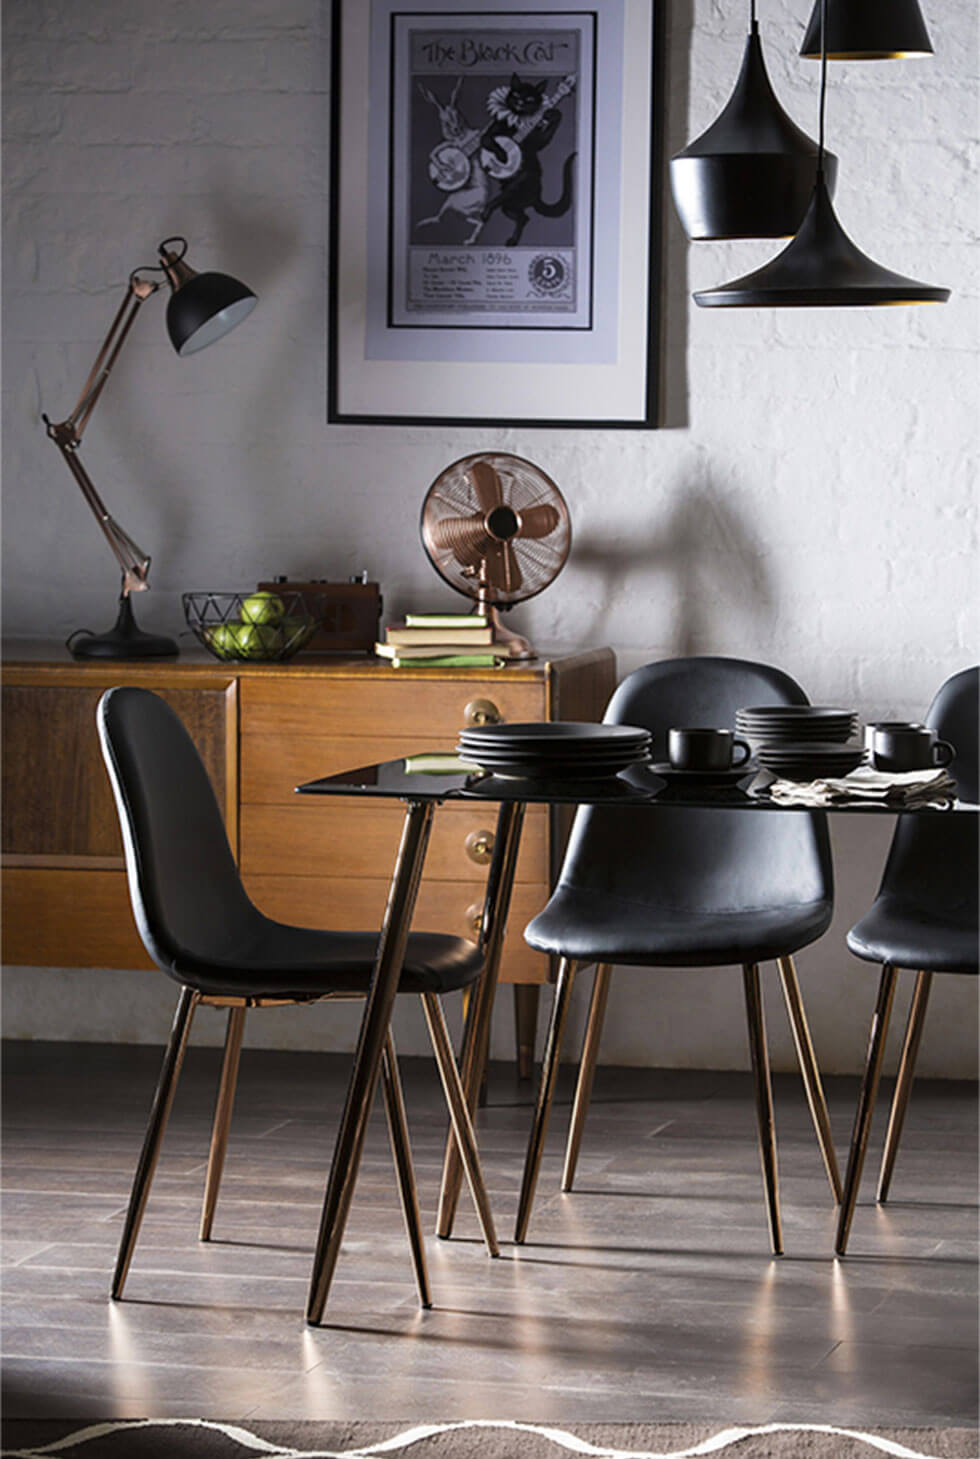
top-left (374, 612), bottom-right (505, 668)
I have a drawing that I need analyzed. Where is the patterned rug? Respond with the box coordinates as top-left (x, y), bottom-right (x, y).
top-left (0, 1420), bottom-right (975, 1459)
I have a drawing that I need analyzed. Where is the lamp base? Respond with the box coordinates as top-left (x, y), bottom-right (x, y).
top-left (68, 594), bottom-right (179, 660)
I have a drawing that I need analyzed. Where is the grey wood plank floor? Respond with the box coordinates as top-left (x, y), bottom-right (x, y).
top-left (2, 1038), bottom-right (976, 1429)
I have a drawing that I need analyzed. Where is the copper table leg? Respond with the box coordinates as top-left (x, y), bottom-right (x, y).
top-left (306, 799), bottom-right (435, 1324)
top-left (436, 799), bottom-right (526, 1240)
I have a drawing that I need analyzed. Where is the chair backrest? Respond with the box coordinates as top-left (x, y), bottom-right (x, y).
top-left (98, 686), bottom-right (263, 977)
top-left (554, 656), bottom-right (833, 915)
top-left (873, 666), bottom-right (979, 921)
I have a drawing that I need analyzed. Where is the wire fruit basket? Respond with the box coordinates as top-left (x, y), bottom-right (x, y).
top-left (182, 590), bottom-right (320, 662)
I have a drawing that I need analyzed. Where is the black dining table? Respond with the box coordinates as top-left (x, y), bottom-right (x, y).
top-left (295, 752), bottom-right (976, 1323)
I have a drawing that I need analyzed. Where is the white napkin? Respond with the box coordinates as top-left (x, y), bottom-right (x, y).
top-left (767, 765), bottom-right (958, 807)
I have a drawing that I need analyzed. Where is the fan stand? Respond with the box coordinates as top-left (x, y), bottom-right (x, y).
top-left (472, 590), bottom-right (534, 660)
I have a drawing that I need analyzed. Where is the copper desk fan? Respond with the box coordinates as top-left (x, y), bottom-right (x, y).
top-left (420, 453), bottom-right (571, 659)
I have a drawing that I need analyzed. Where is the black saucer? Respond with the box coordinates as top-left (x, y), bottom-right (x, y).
top-left (651, 762), bottom-right (755, 785)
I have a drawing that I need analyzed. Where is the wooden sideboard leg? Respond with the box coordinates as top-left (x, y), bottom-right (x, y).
top-left (514, 984), bottom-right (540, 1082)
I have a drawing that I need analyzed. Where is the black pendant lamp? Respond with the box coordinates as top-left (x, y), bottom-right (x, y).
top-left (670, 1), bottom-right (836, 240)
top-left (800, 0), bottom-right (933, 60)
top-left (693, 0), bottom-right (949, 307)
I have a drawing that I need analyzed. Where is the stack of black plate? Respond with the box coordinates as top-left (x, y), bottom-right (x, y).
top-left (754, 742), bottom-right (867, 782)
top-left (456, 722), bottom-right (651, 780)
top-left (735, 705), bottom-right (858, 747)
top-left (736, 705), bottom-right (864, 783)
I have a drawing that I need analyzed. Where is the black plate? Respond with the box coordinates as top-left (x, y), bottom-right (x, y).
top-left (460, 758), bottom-right (647, 781)
top-left (459, 722), bottom-right (650, 748)
top-left (464, 762), bottom-right (640, 782)
top-left (651, 762), bottom-right (755, 785)
top-left (736, 706), bottom-right (855, 720)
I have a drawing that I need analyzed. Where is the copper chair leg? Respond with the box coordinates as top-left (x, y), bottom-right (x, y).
top-left (776, 955), bottom-right (842, 1203)
top-left (112, 986), bottom-right (200, 1299)
top-left (306, 799), bottom-right (434, 1325)
top-left (199, 1004), bottom-right (246, 1241)
top-left (877, 969), bottom-right (932, 1204)
top-left (380, 1029), bottom-right (431, 1309)
top-left (437, 800), bottom-right (526, 1239)
top-left (742, 963), bottom-right (783, 1255)
top-left (835, 964), bottom-right (899, 1256)
top-left (562, 962), bottom-right (612, 1192)
top-left (421, 992), bottom-right (499, 1257)
top-left (514, 957), bottom-right (579, 1244)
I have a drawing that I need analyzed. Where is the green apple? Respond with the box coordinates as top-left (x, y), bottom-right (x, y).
top-left (279, 614), bottom-right (314, 651)
top-left (233, 621), bottom-right (283, 658)
top-left (240, 592), bottom-right (285, 626)
top-left (206, 623), bottom-right (239, 659)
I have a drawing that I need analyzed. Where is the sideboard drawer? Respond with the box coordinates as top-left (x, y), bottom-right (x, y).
top-left (241, 800), bottom-right (549, 882)
top-left (240, 674), bottom-right (546, 742)
top-left (242, 733), bottom-right (474, 803)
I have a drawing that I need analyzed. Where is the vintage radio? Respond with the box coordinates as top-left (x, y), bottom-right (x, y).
top-left (256, 576), bottom-right (382, 655)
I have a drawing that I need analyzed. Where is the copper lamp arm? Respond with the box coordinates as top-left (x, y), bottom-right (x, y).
top-left (48, 276), bottom-right (158, 447)
top-left (42, 274), bottom-right (161, 596)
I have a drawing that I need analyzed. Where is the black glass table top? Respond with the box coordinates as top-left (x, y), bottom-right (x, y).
top-left (296, 754), bottom-right (978, 813)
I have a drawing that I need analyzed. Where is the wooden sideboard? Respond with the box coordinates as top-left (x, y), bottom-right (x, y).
top-left (1, 641), bottom-right (615, 1069)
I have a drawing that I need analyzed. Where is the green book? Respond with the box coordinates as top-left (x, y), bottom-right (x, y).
top-left (404, 612), bottom-right (488, 629)
top-left (391, 653), bottom-right (504, 668)
top-left (403, 752), bottom-right (480, 774)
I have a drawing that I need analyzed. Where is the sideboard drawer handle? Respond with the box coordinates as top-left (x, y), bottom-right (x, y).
top-left (465, 902), bottom-right (485, 937)
top-left (464, 698), bottom-right (502, 727)
top-left (465, 829), bottom-right (495, 864)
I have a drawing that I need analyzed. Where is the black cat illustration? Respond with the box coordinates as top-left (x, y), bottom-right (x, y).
top-left (479, 73), bottom-right (576, 247)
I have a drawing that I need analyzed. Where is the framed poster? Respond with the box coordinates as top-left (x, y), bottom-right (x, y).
top-left (328, 0), bottom-right (663, 427)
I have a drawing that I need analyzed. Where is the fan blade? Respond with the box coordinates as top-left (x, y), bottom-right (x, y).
top-left (428, 514), bottom-right (493, 567)
top-left (483, 539), bottom-right (523, 595)
top-left (516, 503), bottom-right (561, 539)
top-left (468, 459), bottom-right (504, 514)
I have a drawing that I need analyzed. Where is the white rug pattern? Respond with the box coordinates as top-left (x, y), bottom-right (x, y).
top-left (0, 1418), bottom-right (958, 1459)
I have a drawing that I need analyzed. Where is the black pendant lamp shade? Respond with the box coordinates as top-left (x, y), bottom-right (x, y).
top-left (694, 171), bottom-right (951, 306)
top-left (159, 238), bottom-right (257, 356)
top-left (671, 21), bottom-right (837, 239)
top-left (800, 0), bottom-right (934, 59)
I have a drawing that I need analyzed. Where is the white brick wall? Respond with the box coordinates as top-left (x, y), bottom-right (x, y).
top-left (2, 0), bottom-right (977, 1073)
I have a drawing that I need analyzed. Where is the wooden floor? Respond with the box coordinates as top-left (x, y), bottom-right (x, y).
top-left (1, 1037), bottom-right (976, 1429)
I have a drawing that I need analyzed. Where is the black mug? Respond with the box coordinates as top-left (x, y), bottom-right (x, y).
top-left (872, 725), bottom-right (955, 773)
top-left (863, 720), bottom-right (926, 753)
top-left (668, 727), bottom-right (751, 772)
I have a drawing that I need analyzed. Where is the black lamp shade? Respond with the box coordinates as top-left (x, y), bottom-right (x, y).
top-left (800, 0), bottom-right (933, 58)
top-left (693, 172), bottom-right (950, 307)
top-left (166, 271), bottom-right (257, 356)
top-left (670, 23), bottom-right (838, 240)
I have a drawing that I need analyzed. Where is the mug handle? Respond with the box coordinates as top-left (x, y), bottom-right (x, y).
top-left (931, 739), bottom-right (955, 766)
top-left (732, 737), bottom-right (752, 768)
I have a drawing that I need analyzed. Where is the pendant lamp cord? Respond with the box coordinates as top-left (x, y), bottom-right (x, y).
top-left (816, 0), bottom-right (828, 176)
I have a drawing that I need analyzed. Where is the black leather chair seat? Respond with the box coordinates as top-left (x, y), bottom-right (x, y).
top-left (847, 895), bottom-right (979, 975)
top-left (526, 886), bottom-right (833, 968)
top-left (167, 922), bottom-right (485, 1000)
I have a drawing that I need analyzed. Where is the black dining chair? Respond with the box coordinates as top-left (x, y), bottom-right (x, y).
top-left (835, 665), bottom-right (979, 1255)
top-left (97, 686), bottom-right (498, 1314)
top-left (515, 656), bottom-right (842, 1251)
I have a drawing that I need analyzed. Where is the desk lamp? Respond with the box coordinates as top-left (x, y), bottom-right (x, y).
top-left (43, 237), bottom-right (256, 659)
